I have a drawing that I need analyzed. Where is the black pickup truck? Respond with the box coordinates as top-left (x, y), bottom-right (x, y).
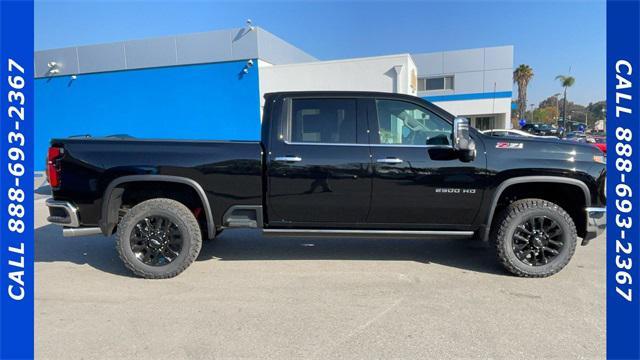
top-left (46, 91), bottom-right (606, 278)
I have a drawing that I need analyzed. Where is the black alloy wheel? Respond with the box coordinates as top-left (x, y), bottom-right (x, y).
top-left (116, 198), bottom-right (202, 279)
top-left (512, 216), bottom-right (565, 266)
top-left (492, 198), bottom-right (577, 277)
top-left (130, 216), bottom-right (183, 267)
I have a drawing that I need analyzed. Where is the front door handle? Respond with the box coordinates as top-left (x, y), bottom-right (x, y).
top-left (275, 156), bottom-right (302, 162)
top-left (376, 157), bottom-right (403, 164)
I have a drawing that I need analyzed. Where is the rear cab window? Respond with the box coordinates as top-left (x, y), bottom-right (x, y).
top-left (289, 98), bottom-right (357, 144)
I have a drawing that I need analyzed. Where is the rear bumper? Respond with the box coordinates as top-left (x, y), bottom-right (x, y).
top-left (582, 207), bottom-right (606, 245)
top-left (46, 199), bottom-right (80, 227)
top-left (46, 199), bottom-right (103, 237)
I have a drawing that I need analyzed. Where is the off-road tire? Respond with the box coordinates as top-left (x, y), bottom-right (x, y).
top-left (116, 198), bottom-right (202, 279)
top-left (492, 198), bottom-right (577, 277)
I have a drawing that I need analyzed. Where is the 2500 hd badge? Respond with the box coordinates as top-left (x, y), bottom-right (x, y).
top-left (45, 91), bottom-right (606, 279)
top-left (435, 188), bottom-right (477, 194)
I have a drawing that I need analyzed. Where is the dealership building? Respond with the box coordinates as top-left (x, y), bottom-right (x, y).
top-left (34, 26), bottom-right (513, 168)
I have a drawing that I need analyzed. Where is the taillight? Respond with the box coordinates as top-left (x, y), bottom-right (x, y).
top-left (46, 146), bottom-right (63, 188)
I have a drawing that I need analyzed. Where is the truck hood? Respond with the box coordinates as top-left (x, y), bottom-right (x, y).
top-left (479, 134), bottom-right (603, 167)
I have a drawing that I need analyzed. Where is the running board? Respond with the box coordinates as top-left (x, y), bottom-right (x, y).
top-left (262, 229), bottom-right (474, 237)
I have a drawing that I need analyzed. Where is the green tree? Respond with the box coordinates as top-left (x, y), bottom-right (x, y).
top-left (555, 75), bottom-right (575, 127)
top-left (532, 106), bottom-right (559, 123)
top-left (538, 94), bottom-right (562, 118)
top-left (586, 101), bottom-right (606, 125)
top-left (513, 65), bottom-right (534, 121)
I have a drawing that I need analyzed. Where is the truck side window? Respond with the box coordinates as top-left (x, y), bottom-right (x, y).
top-left (375, 99), bottom-right (452, 146)
top-left (290, 99), bottom-right (357, 144)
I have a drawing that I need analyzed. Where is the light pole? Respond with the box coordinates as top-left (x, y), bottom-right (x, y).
top-left (553, 93), bottom-right (561, 124)
top-left (586, 111), bottom-right (589, 127)
top-left (529, 103), bottom-right (535, 122)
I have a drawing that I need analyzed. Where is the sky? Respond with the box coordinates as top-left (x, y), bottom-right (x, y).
top-left (34, 0), bottom-right (606, 106)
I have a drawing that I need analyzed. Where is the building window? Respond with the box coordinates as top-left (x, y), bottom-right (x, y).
top-left (418, 76), bottom-right (454, 91)
top-left (474, 116), bottom-right (496, 130)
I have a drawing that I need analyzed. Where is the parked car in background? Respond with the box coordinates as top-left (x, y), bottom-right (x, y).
top-left (564, 131), bottom-right (588, 143)
top-left (562, 132), bottom-right (606, 154)
top-left (482, 129), bottom-right (557, 139)
top-left (521, 123), bottom-right (560, 136)
top-left (592, 135), bottom-right (607, 154)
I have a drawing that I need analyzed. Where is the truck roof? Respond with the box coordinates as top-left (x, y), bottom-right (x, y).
top-left (264, 90), bottom-right (422, 100)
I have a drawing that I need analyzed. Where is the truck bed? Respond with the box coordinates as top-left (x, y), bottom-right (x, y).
top-left (49, 137), bottom-right (264, 229)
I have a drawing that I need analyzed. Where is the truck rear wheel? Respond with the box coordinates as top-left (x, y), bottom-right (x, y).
top-left (492, 198), bottom-right (577, 277)
top-left (116, 198), bottom-right (202, 279)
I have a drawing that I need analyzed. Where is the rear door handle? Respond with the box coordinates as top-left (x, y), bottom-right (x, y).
top-left (275, 156), bottom-right (302, 162)
top-left (376, 158), bottom-right (403, 164)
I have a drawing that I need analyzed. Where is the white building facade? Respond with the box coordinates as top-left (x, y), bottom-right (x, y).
top-left (258, 54), bottom-right (418, 109)
top-left (258, 45), bottom-right (514, 130)
top-left (412, 46), bottom-right (514, 130)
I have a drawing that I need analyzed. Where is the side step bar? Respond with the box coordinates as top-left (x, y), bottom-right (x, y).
top-left (262, 229), bottom-right (474, 237)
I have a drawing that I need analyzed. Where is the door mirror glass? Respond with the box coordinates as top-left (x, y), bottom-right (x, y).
top-left (452, 117), bottom-right (476, 162)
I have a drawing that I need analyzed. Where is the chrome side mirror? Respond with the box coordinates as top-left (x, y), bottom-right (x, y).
top-left (452, 117), bottom-right (476, 162)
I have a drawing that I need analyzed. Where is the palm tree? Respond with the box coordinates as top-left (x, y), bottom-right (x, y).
top-left (513, 65), bottom-right (534, 122)
top-left (555, 75), bottom-right (575, 129)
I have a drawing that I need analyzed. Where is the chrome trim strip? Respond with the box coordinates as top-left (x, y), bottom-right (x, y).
top-left (263, 229), bottom-right (474, 236)
top-left (62, 227), bottom-right (103, 237)
top-left (371, 144), bottom-right (453, 149)
top-left (283, 140), bottom-right (453, 149)
top-left (377, 158), bottom-right (404, 164)
top-left (274, 156), bottom-right (302, 162)
top-left (284, 141), bottom-right (368, 147)
top-left (46, 199), bottom-right (80, 227)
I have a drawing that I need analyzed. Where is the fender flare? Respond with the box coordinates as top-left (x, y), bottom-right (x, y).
top-left (100, 175), bottom-right (215, 239)
top-left (481, 176), bottom-right (591, 241)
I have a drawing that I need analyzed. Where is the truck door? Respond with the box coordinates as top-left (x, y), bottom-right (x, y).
top-left (365, 97), bottom-right (486, 228)
top-left (266, 97), bottom-right (372, 227)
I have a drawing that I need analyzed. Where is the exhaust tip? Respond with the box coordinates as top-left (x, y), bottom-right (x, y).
top-left (62, 227), bottom-right (103, 237)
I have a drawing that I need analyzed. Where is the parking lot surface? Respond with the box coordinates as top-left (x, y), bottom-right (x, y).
top-left (35, 191), bottom-right (605, 359)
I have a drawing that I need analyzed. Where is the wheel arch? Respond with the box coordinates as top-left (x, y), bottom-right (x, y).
top-left (482, 176), bottom-right (591, 241)
top-left (99, 175), bottom-right (215, 239)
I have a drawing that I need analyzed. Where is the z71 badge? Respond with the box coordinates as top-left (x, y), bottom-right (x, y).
top-left (496, 141), bottom-right (524, 149)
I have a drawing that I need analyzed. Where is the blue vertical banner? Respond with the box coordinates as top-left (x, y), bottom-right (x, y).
top-left (607, 0), bottom-right (640, 359)
top-left (0, 0), bottom-right (35, 359)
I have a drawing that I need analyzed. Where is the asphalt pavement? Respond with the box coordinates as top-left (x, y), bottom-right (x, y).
top-left (34, 183), bottom-right (605, 359)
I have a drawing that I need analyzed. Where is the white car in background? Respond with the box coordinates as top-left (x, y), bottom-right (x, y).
top-left (481, 129), bottom-right (558, 139)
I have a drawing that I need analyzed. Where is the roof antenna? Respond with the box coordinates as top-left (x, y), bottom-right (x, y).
top-left (246, 19), bottom-right (255, 32)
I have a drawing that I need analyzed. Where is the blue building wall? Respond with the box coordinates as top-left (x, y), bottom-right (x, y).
top-left (35, 60), bottom-right (261, 170)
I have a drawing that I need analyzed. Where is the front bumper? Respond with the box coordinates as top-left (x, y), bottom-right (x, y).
top-left (583, 207), bottom-right (606, 245)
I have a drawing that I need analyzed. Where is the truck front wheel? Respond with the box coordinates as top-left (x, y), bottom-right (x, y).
top-left (492, 199), bottom-right (577, 277)
top-left (116, 198), bottom-right (203, 279)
